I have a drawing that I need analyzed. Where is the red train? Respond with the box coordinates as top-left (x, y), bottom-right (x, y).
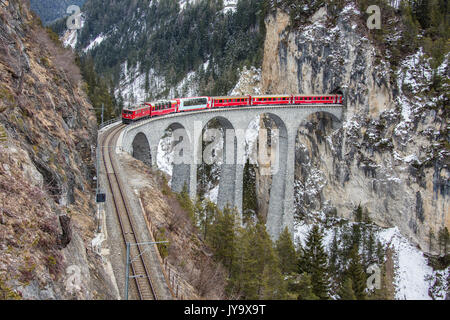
top-left (122, 94), bottom-right (343, 124)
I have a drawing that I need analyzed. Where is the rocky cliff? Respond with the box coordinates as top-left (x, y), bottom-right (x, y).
top-left (260, 2), bottom-right (448, 256)
top-left (0, 0), bottom-right (117, 299)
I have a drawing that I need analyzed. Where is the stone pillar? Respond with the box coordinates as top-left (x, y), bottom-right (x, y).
top-left (188, 162), bottom-right (197, 200)
top-left (150, 145), bottom-right (158, 168)
top-left (266, 130), bottom-right (288, 241)
top-left (171, 164), bottom-right (190, 193)
top-left (234, 163), bottom-right (244, 219)
top-left (283, 127), bottom-right (297, 238)
top-left (233, 131), bottom-right (246, 219)
top-left (217, 128), bottom-right (237, 211)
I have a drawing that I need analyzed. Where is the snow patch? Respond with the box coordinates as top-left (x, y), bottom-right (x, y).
top-left (84, 34), bottom-right (107, 53)
top-left (377, 227), bottom-right (447, 300)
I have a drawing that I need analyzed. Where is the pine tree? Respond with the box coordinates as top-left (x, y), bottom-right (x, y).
top-left (275, 227), bottom-right (297, 275)
top-left (354, 204), bottom-right (363, 222)
top-left (328, 228), bottom-right (340, 276)
top-left (201, 199), bottom-right (218, 240)
top-left (296, 273), bottom-right (319, 300)
top-left (337, 277), bottom-right (357, 300)
top-left (302, 225), bottom-right (330, 299)
top-left (177, 183), bottom-right (195, 223)
top-left (400, 0), bottom-right (420, 53)
top-left (346, 245), bottom-right (368, 300)
top-left (352, 223), bottom-right (362, 251)
top-left (366, 228), bottom-right (376, 264)
top-left (208, 205), bottom-right (238, 274)
top-left (261, 253), bottom-right (287, 300)
top-left (228, 222), bottom-right (286, 299)
top-left (376, 240), bottom-right (385, 263)
top-left (194, 196), bottom-right (204, 231)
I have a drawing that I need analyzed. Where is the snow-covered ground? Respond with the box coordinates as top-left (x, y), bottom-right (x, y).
top-left (377, 227), bottom-right (435, 300)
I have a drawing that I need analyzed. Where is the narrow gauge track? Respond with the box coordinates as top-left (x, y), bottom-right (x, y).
top-left (101, 124), bottom-right (158, 300)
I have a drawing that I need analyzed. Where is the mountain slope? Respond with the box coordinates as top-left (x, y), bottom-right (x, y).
top-left (73, 0), bottom-right (264, 106)
top-left (0, 0), bottom-right (117, 299)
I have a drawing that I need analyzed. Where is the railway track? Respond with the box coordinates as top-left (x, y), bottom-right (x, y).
top-left (101, 124), bottom-right (158, 300)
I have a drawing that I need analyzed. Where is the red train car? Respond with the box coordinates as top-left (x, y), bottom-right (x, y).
top-left (251, 95), bottom-right (292, 106)
top-left (292, 94), bottom-right (342, 104)
top-left (212, 95), bottom-right (250, 108)
top-left (148, 100), bottom-right (178, 117)
top-left (122, 104), bottom-right (150, 124)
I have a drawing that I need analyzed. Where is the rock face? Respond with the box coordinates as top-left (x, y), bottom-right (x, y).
top-left (260, 4), bottom-right (448, 255)
top-left (0, 0), bottom-right (117, 299)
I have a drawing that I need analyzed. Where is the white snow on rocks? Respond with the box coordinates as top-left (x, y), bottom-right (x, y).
top-left (377, 227), bottom-right (448, 300)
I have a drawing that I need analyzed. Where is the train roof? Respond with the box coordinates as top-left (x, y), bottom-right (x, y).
top-left (252, 94), bottom-right (291, 98)
top-left (179, 96), bottom-right (209, 100)
top-left (213, 95), bottom-right (249, 100)
top-left (125, 105), bottom-right (144, 110)
top-left (144, 100), bottom-right (176, 105)
top-left (291, 93), bottom-right (341, 96)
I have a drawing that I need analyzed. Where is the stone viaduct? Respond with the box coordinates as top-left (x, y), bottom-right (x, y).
top-left (118, 105), bottom-right (343, 240)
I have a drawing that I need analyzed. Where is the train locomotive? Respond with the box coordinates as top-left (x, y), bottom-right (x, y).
top-left (122, 94), bottom-right (343, 124)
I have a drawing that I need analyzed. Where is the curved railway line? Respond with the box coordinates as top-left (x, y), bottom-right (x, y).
top-left (100, 124), bottom-right (158, 300)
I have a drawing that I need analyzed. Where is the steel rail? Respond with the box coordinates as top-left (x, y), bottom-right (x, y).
top-left (101, 124), bottom-right (158, 300)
